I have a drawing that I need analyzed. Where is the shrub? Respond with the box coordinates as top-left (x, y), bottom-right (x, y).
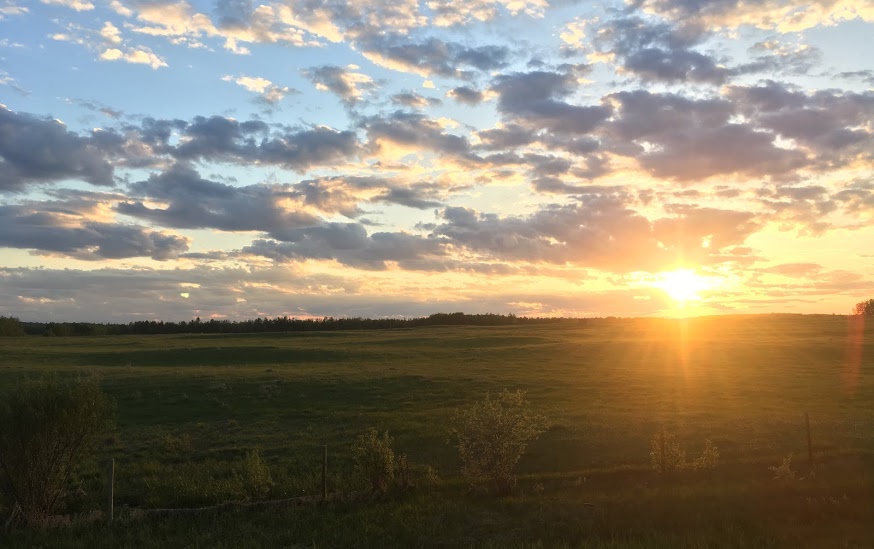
top-left (239, 449), bottom-right (273, 500)
top-left (352, 428), bottom-right (395, 493)
top-left (650, 426), bottom-right (687, 474)
top-left (691, 438), bottom-right (720, 472)
top-left (770, 453), bottom-right (796, 482)
top-left (0, 374), bottom-right (115, 525)
top-left (451, 389), bottom-right (548, 494)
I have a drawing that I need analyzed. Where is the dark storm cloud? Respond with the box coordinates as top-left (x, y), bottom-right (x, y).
top-left (0, 204), bottom-right (188, 260)
top-left (0, 105), bottom-right (117, 192)
top-left (118, 164), bottom-right (319, 236)
top-left (492, 69), bottom-right (612, 134)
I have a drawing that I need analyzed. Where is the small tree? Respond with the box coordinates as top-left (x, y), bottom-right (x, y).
top-left (0, 375), bottom-right (115, 525)
top-left (852, 299), bottom-right (874, 316)
top-left (451, 389), bottom-right (548, 494)
top-left (352, 428), bottom-right (395, 493)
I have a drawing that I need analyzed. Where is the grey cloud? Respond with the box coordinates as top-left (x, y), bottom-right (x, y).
top-left (430, 198), bottom-right (760, 272)
top-left (119, 164), bottom-right (319, 235)
top-left (0, 204), bottom-right (188, 260)
top-left (215, 0), bottom-right (254, 28)
top-left (727, 81), bottom-right (874, 171)
top-left (302, 65), bottom-right (377, 104)
top-left (0, 105), bottom-right (116, 192)
top-left (359, 35), bottom-right (510, 78)
top-left (244, 223), bottom-right (446, 269)
top-left (604, 90), bottom-right (808, 180)
top-left (363, 110), bottom-right (474, 158)
top-left (127, 115), bottom-right (360, 171)
top-left (447, 86), bottom-right (484, 105)
top-left (493, 70), bottom-right (611, 135)
top-left (390, 92), bottom-right (442, 109)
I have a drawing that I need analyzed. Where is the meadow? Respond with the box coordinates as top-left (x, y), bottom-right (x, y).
top-left (1, 314), bottom-right (873, 548)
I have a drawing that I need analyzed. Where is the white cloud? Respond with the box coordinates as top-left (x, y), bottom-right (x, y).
top-left (40, 0), bottom-right (94, 11)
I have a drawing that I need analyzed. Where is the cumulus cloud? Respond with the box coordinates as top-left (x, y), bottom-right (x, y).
top-left (631, 0), bottom-right (874, 32)
top-left (359, 35), bottom-right (510, 78)
top-left (0, 105), bottom-right (117, 192)
top-left (302, 65), bottom-right (377, 104)
top-left (0, 203), bottom-right (188, 260)
top-left (602, 90), bottom-right (808, 181)
top-left (493, 68), bottom-right (612, 135)
top-left (222, 74), bottom-right (295, 104)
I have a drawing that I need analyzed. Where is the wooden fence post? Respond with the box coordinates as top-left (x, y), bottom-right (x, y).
top-left (107, 458), bottom-right (115, 524)
top-left (322, 445), bottom-right (328, 501)
top-left (805, 412), bottom-right (813, 465)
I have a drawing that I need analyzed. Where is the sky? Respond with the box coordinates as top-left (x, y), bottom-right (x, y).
top-left (0, 0), bottom-right (872, 322)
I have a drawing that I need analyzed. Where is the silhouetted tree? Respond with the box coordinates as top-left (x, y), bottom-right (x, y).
top-left (852, 299), bottom-right (874, 316)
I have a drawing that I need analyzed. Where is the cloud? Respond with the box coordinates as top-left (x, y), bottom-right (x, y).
top-left (363, 110), bottom-right (474, 160)
top-left (222, 74), bottom-right (295, 104)
top-left (41, 0), bottom-right (94, 11)
top-left (631, 0), bottom-right (874, 32)
top-left (726, 81), bottom-right (874, 172)
top-left (427, 0), bottom-right (547, 26)
top-left (99, 46), bottom-right (167, 69)
top-left (0, 203), bottom-right (188, 260)
top-left (390, 92), bottom-right (442, 108)
top-left (603, 90), bottom-right (808, 181)
top-left (302, 65), bottom-right (377, 104)
top-left (145, 115), bottom-right (360, 171)
top-left (0, 2), bottom-right (28, 19)
top-left (0, 105), bottom-right (116, 192)
top-left (243, 224), bottom-right (446, 270)
top-left (593, 16), bottom-right (729, 84)
top-left (447, 86), bottom-right (485, 105)
top-left (428, 197), bottom-right (759, 272)
top-left (118, 164), bottom-right (319, 235)
top-left (359, 35), bottom-right (510, 78)
top-left (493, 68), bottom-right (612, 135)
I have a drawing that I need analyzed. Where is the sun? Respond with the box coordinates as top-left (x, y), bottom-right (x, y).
top-left (655, 269), bottom-right (713, 303)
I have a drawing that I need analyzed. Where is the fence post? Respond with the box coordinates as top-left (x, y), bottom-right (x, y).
top-left (106, 458), bottom-right (115, 524)
top-left (805, 412), bottom-right (813, 465)
top-left (322, 445), bottom-right (328, 501)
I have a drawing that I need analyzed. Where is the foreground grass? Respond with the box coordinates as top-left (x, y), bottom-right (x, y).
top-left (1, 314), bottom-right (872, 546)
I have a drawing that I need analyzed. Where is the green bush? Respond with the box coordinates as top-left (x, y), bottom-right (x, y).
top-left (451, 389), bottom-right (548, 494)
top-left (0, 374), bottom-right (115, 525)
top-left (352, 428), bottom-right (395, 493)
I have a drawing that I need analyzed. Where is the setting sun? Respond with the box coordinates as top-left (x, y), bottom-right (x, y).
top-left (654, 269), bottom-right (714, 303)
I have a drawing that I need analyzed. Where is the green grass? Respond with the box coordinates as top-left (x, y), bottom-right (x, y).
top-left (1, 314), bottom-right (873, 547)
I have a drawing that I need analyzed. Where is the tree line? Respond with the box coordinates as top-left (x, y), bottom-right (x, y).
top-left (0, 312), bottom-right (584, 337)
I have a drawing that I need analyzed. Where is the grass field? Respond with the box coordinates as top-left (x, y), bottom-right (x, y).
top-left (1, 314), bottom-right (873, 547)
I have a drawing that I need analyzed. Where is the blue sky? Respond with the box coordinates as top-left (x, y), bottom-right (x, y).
top-left (1, 0), bottom-right (873, 321)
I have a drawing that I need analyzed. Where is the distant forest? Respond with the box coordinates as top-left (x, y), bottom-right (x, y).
top-left (0, 313), bottom-right (584, 337)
